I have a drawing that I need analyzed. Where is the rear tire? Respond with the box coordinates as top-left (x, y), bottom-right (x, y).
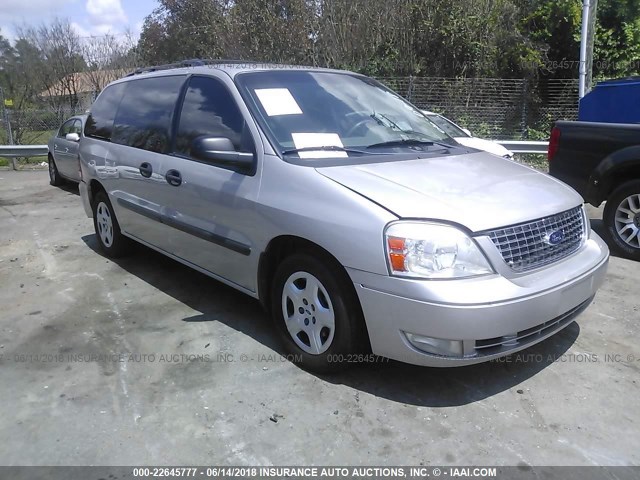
top-left (92, 191), bottom-right (131, 258)
top-left (271, 253), bottom-right (367, 373)
top-left (603, 180), bottom-right (640, 261)
top-left (48, 155), bottom-right (64, 186)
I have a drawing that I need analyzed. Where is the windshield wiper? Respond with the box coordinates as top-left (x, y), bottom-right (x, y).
top-left (281, 145), bottom-right (379, 156)
top-left (366, 139), bottom-right (435, 149)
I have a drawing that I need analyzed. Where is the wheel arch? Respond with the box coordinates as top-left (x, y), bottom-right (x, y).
top-left (588, 147), bottom-right (640, 204)
top-left (602, 178), bottom-right (640, 259)
top-left (257, 235), bottom-right (371, 349)
top-left (87, 179), bottom-right (107, 206)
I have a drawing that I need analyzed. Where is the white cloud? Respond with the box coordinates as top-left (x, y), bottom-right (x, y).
top-left (86, 0), bottom-right (127, 27)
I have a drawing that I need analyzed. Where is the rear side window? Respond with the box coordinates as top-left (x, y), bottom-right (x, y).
top-left (85, 83), bottom-right (126, 140)
top-left (175, 76), bottom-right (250, 157)
top-left (112, 76), bottom-right (184, 153)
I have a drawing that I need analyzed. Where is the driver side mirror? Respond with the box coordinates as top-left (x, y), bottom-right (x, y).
top-left (66, 132), bottom-right (80, 142)
top-left (462, 128), bottom-right (472, 137)
top-left (191, 136), bottom-right (254, 173)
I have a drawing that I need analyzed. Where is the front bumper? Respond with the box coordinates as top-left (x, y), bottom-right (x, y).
top-left (349, 232), bottom-right (609, 367)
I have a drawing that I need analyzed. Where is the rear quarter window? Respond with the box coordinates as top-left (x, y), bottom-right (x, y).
top-left (85, 83), bottom-right (127, 140)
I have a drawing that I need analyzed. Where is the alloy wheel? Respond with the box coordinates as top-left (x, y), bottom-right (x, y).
top-left (614, 193), bottom-right (640, 249)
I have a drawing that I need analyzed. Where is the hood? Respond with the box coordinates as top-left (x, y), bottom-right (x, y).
top-left (316, 151), bottom-right (582, 232)
top-left (454, 136), bottom-right (513, 158)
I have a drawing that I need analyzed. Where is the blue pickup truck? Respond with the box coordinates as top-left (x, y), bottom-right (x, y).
top-left (549, 78), bottom-right (640, 260)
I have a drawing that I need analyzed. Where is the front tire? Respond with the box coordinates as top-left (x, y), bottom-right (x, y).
top-left (271, 253), bottom-right (367, 373)
top-left (48, 155), bottom-right (64, 186)
top-left (603, 180), bottom-right (640, 261)
top-left (92, 191), bottom-right (131, 258)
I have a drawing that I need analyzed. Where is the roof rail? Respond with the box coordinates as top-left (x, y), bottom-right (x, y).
top-left (126, 59), bottom-right (204, 76)
top-left (125, 58), bottom-right (262, 77)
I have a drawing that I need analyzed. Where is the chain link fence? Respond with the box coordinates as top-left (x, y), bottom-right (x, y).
top-left (379, 77), bottom-right (579, 140)
top-left (0, 107), bottom-right (87, 146)
top-left (1, 77), bottom-right (579, 158)
top-left (0, 106), bottom-right (86, 167)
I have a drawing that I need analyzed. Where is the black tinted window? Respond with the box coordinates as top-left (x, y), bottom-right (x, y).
top-left (85, 83), bottom-right (126, 140)
top-left (176, 76), bottom-right (250, 157)
top-left (112, 76), bottom-right (184, 153)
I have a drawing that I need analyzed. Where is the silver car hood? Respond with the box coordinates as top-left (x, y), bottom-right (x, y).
top-left (316, 152), bottom-right (583, 232)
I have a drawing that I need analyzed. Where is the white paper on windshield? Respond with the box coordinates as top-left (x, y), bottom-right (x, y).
top-left (254, 88), bottom-right (303, 116)
top-left (291, 133), bottom-right (348, 158)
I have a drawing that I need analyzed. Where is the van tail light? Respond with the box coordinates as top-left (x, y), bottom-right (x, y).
top-left (548, 127), bottom-right (561, 162)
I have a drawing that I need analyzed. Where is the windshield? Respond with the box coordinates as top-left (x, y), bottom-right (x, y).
top-left (236, 71), bottom-right (454, 158)
top-left (426, 114), bottom-right (469, 138)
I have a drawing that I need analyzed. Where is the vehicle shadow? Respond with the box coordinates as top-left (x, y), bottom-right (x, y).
top-left (81, 234), bottom-right (580, 407)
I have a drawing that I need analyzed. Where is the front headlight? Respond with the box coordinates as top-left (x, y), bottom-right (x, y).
top-left (385, 222), bottom-right (494, 279)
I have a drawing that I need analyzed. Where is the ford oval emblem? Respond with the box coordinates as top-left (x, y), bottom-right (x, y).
top-left (544, 229), bottom-right (565, 246)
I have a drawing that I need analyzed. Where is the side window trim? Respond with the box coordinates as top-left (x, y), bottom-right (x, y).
top-left (169, 73), bottom-right (194, 154)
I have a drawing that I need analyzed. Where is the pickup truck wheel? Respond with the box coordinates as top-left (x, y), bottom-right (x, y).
top-left (48, 155), bottom-right (64, 186)
top-left (603, 180), bottom-right (640, 260)
top-left (271, 253), bottom-right (365, 373)
top-left (92, 191), bottom-right (131, 258)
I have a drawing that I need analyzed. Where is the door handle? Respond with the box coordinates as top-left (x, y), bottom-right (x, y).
top-left (139, 162), bottom-right (153, 178)
top-left (166, 169), bottom-right (182, 186)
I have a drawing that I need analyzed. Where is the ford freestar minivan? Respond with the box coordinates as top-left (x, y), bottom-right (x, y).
top-left (78, 60), bottom-right (609, 372)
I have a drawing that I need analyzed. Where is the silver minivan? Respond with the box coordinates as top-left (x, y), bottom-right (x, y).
top-left (78, 61), bottom-right (609, 372)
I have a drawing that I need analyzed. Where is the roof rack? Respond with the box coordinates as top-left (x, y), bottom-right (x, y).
top-left (125, 59), bottom-right (261, 77)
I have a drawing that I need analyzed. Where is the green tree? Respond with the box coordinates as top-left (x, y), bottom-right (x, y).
top-left (521, 0), bottom-right (583, 79)
top-left (593, 0), bottom-right (640, 78)
top-left (138, 0), bottom-right (231, 64)
top-left (227, 0), bottom-right (314, 64)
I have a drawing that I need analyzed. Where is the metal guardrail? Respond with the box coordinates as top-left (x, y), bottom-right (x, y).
top-left (496, 140), bottom-right (549, 154)
top-left (0, 145), bottom-right (48, 158)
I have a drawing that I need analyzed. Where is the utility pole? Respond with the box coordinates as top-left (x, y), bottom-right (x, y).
top-left (579, 0), bottom-right (598, 99)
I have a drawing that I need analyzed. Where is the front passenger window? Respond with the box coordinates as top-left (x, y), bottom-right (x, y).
top-left (175, 76), bottom-right (251, 158)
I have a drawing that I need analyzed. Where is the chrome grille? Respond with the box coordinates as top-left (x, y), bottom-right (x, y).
top-left (484, 206), bottom-right (584, 272)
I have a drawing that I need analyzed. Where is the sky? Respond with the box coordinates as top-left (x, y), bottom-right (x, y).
top-left (1, 0), bottom-right (157, 42)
